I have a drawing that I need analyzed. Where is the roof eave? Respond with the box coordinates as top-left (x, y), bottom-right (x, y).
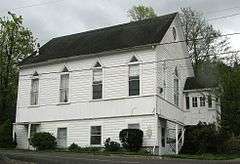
top-left (20, 43), bottom-right (158, 69)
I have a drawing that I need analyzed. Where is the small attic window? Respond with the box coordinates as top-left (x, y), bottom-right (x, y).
top-left (62, 66), bottom-right (69, 72)
top-left (94, 61), bottom-right (102, 68)
top-left (130, 56), bottom-right (138, 62)
top-left (172, 27), bottom-right (177, 41)
top-left (33, 71), bottom-right (39, 76)
top-left (174, 67), bottom-right (179, 77)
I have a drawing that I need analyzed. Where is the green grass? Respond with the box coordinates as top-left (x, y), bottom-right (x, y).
top-left (163, 154), bottom-right (240, 160)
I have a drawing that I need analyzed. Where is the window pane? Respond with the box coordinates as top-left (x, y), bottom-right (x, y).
top-left (91, 126), bottom-right (101, 145)
top-left (129, 79), bottom-right (139, 96)
top-left (192, 97), bottom-right (198, 107)
top-left (60, 74), bottom-right (69, 102)
top-left (129, 65), bottom-right (139, 76)
top-left (93, 69), bottom-right (102, 82)
top-left (186, 97), bottom-right (189, 109)
top-left (93, 84), bottom-right (102, 99)
top-left (208, 95), bottom-right (212, 108)
top-left (31, 79), bottom-right (39, 105)
top-left (200, 97), bottom-right (205, 107)
top-left (91, 136), bottom-right (101, 145)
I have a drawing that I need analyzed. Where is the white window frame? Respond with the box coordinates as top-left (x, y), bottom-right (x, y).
top-left (128, 61), bottom-right (140, 96)
top-left (173, 67), bottom-right (179, 106)
top-left (90, 126), bottom-right (102, 145)
top-left (59, 72), bottom-right (69, 103)
top-left (30, 76), bottom-right (39, 105)
top-left (200, 96), bottom-right (205, 107)
top-left (192, 97), bottom-right (198, 107)
top-left (92, 63), bottom-right (103, 100)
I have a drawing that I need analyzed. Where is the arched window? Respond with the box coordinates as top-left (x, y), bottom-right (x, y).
top-left (92, 61), bottom-right (103, 99)
top-left (174, 67), bottom-right (179, 106)
top-left (172, 27), bottom-right (177, 41)
top-left (31, 71), bottom-right (39, 105)
top-left (60, 66), bottom-right (69, 102)
top-left (129, 56), bottom-right (140, 96)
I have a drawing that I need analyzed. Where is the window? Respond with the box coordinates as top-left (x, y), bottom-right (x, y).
top-left (60, 74), bottom-right (69, 102)
top-left (161, 127), bottom-right (166, 147)
top-left (128, 123), bottom-right (140, 129)
top-left (174, 67), bottom-right (179, 106)
top-left (172, 27), bottom-right (177, 41)
top-left (208, 95), bottom-right (212, 108)
top-left (186, 96), bottom-right (190, 110)
top-left (90, 126), bottom-right (101, 145)
top-left (92, 62), bottom-right (102, 99)
top-left (192, 97), bottom-right (198, 107)
top-left (129, 64), bottom-right (140, 96)
top-left (200, 97), bottom-right (205, 107)
top-left (30, 78), bottom-right (39, 105)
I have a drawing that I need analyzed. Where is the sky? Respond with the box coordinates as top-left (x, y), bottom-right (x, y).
top-left (0, 0), bottom-right (240, 50)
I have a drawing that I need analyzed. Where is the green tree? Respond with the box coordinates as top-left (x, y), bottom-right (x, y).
top-left (180, 8), bottom-right (230, 73)
top-left (0, 12), bottom-right (35, 124)
top-left (217, 63), bottom-right (240, 136)
top-left (128, 5), bottom-right (157, 21)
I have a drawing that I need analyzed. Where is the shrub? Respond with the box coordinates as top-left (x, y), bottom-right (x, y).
top-left (68, 143), bottom-right (80, 152)
top-left (30, 132), bottom-right (56, 150)
top-left (119, 129), bottom-right (143, 152)
top-left (181, 122), bottom-right (223, 154)
top-left (0, 119), bottom-right (16, 148)
top-left (224, 137), bottom-right (240, 154)
top-left (104, 138), bottom-right (120, 152)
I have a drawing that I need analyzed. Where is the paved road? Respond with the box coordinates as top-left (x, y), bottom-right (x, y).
top-left (0, 150), bottom-right (239, 164)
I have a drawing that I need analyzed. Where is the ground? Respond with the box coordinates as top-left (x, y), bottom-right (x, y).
top-left (0, 150), bottom-right (240, 164)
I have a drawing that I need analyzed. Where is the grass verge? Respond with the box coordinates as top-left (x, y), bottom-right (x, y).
top-left (162, 154), bottom-right (240, 160)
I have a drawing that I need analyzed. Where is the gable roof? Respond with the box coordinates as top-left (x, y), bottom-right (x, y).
top-left (20, 13), bottom-right (177, 66)
top-left (184, 77), bottom-right (218, 90)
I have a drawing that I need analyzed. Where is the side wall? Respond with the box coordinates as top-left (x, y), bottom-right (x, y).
top-left (155, 14), bottom-right (194, 123)
top-left (15, 115), bottom-right (157, 149)
top-left (183, 91), bottom-right (220, 125)
top-left (16, 49), bottom-right (157, 123)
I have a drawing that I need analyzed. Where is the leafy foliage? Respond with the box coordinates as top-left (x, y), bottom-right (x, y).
top-left (119, 129), bottom-right (143, 152)
top-left (180, 8), bottom-right (230, 73)
top-left (30, 132), bottom-right (56, 150)
top-left (104, 138), bottom-right (120, 152)
top-left (0, 119), bottom-right (16, 148)
top-left (68, 143), bottom-right (79, 152)
top-left (217, 63), bottom-right (240, 136)
top-left (0, 12), bottom-right (35, 124)
top-left (128, 5), bottom-right (157, 21)
top-left (181, 122), bottom-right (223, 154)
top-left (223, 136), bottom-right (240, 154)
top-left (68, 143), bottom-right (102, 153)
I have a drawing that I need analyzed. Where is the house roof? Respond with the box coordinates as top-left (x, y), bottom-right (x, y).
top-left (184, 77), bottom-right (218, 90)
top-left (20, 12), bottom-right (177, 66)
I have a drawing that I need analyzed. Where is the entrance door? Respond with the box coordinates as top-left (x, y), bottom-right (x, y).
top-left (57, 128), bottom-right (67, 148)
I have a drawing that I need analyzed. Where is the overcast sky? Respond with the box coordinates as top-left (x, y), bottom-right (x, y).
top-left (1, 0), bottom-right (240, 50)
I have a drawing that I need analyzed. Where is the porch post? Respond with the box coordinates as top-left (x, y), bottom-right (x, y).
top-left (181, 127), bottom-right (185, 146)
top-left (175, 124), bottom-right (179, 154)
top-left (27, 123), bottom-right (31, 149)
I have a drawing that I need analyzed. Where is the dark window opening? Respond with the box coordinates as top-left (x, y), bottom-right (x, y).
top-left (186, 96), bottom-right (189, 109)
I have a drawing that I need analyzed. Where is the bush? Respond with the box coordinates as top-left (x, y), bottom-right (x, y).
top-left (68, 143), bottom-right (79, 152)
top-left (104, 138), bottom-right (120, 152)
top-left (0, 119), bottom-right (16, 148)
top-left (224, 137), bottom-right (240, 154)
top-left (181, 122), bottom-right (223, 154)
top-left (30, 132), bottom-right (56, 150)
top-left (68, 143), bottom-right (102, 153)
top-left (119, 129), bottom-right (143, 152)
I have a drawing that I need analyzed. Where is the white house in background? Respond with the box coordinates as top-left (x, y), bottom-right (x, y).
top-left (14, 12), bottom-right (220, 155)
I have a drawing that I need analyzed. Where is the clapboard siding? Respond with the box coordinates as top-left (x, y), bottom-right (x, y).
top-left (15, 115), bottom-right (157, 149)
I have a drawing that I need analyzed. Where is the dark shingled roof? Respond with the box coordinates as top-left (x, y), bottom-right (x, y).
top-left (20, 13), bottom-right (177, 65)
top-left (184, 77), bottom-right (218, 90)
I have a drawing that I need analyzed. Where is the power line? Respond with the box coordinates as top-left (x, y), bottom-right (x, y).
top-left (0, 0), bottom-right (65, 13)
